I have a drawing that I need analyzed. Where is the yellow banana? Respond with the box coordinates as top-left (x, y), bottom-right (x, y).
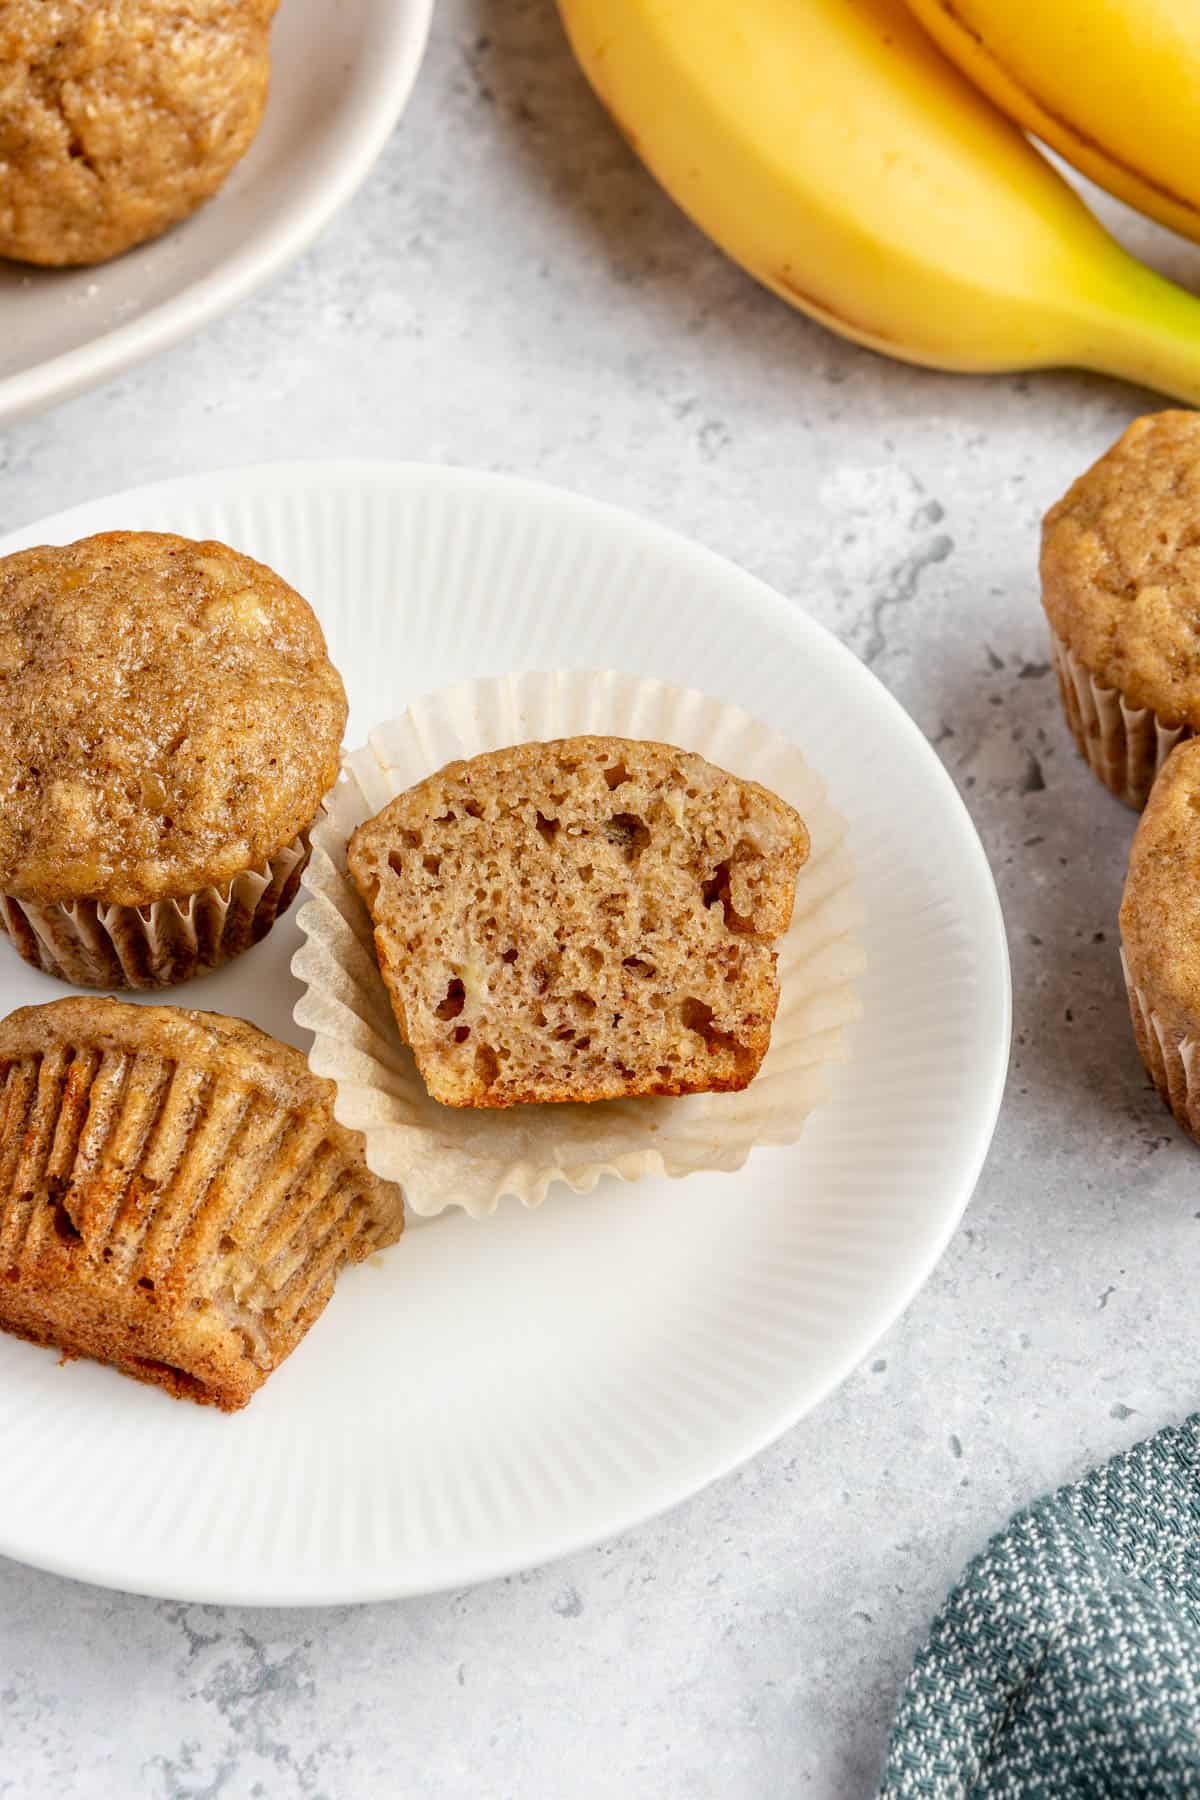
top-left (902, 0), bottom-right (1200, 246)
top-left (556, 0), bottom-right (1200, 400)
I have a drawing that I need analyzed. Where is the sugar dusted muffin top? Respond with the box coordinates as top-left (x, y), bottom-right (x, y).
top-left (0, 531), bottom-right (347, 906)
top-left (1041, 412), bottom-right (1200, 725)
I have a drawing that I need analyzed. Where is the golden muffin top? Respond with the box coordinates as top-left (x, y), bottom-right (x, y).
top-left (0, 0), bottom-right (278, 266)
top-left (0, 530), bottom-right (347, 905)
top-left (1042, 411), bottom-right (1200, 727)
top-left (1121, 737), bottom-right (1200, 1037)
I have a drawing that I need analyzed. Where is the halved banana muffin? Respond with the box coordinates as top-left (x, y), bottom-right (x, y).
top-left (0, 997), bottom-right (404, 1409)
top-left (347, 735), bottom-right (809, 1107)
top-left (0, 530), bottom-right (347, 988)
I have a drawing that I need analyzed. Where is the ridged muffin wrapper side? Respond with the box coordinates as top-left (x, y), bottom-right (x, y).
top-left (0, 833), bottom-right (311, 990)
top-left (1121, 950), bottom-right (1200, 1144)
top-left (1049, 630), bottom-right (1189, 811)
top-left (0, 1000), bottom-right (403, 1409)
top-left (293, 670), bottom-right (865, 1219)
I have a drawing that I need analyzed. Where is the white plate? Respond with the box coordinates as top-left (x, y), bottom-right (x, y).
top-left (0, 0), bottom-right (433, 426)
top-left (0, 463), bottom-right (1010, 1604)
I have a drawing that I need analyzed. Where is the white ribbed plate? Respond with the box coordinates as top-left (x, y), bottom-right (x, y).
top-left (0, 463), bottom-right (1010, 1605)
top-left (0, 0), bottom-right (432, 425)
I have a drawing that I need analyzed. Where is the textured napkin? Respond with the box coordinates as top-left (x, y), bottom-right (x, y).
top-left (880, 1416), bottom-right (1200, 1796)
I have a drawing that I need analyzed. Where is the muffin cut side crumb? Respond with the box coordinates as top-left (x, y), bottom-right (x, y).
top-left (348, 736), bottom-right (809, 1107)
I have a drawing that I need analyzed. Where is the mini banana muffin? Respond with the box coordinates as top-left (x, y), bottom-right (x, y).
top-left (1120, 738), bottom-right (1200, 1142)
top-left (0, 0), bottom-right (278, 267)
top-left (0, 529), bottom-right (347, 988)
top-left (1041, 411), bottom-right (1200, 809)
top-left (0, 996), bottom-right (404, 1409)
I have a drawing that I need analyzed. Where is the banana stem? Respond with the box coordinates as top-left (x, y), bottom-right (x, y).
top-left (1084, 258), bottom-right (1200, 406)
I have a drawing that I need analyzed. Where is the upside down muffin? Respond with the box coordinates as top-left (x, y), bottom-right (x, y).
top-left (0, 0), bottom-right (279, 266)
top-left (0, 529), bottom-right (347, 988)
top-left (0, 997), bottom-right (404, 1408)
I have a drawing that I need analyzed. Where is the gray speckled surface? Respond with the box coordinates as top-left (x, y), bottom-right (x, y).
top-left (3, 4), bottom-right (1200, 1795)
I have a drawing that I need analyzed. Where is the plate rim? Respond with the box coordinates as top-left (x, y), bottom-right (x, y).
top-left (0, 459), bottom-right (1012, 1605)
top-left (0, 0), bottom-right (434, 427)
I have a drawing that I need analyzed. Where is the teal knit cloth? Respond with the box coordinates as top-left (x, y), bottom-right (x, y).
top-left (880, 1417), bottom-right (1200, 1796)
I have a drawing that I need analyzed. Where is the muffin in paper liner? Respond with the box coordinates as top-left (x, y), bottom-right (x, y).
top-left (1120, 737), bottom-right (1200, 1144)
top-left (292, 671), bottom-right (864, 1218)
top-left (1121, 955), bottom-right (1200, 1142)
top-left (0, 528), bottom-right (349, 991)
top-left (0, 996), bottom-right (404, 1410)
top-left (0, 832), bottom-right (312, 990)
top-left (1049, 630), bottom-right (1189, 812)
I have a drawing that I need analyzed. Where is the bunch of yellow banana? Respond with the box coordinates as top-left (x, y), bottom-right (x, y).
top-left (556, 0), bottom-right (1200, 399)
top-left (905, 0), bottom-right (1200, 245)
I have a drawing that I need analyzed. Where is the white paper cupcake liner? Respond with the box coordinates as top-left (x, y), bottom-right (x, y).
top-left (0, 833), bottom-right (311, 990)
top-left (292, 671), bottom-right (864, 1218)
top-left (1122, 952), bottom-right (1200, 1142)
top-left (1050, 630), bottom-right (1189, 811)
